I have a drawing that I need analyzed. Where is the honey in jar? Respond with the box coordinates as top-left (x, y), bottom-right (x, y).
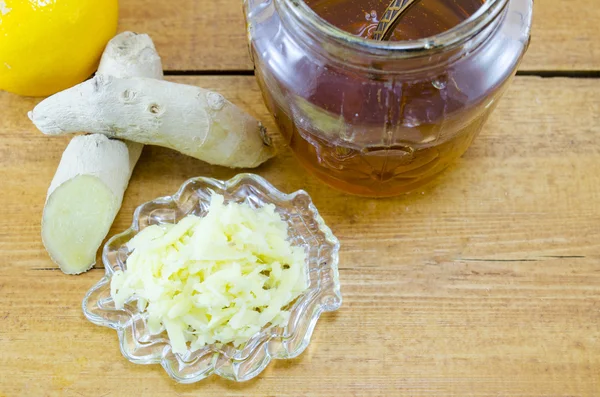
top-left (244, 0), bottom-right (533, 196)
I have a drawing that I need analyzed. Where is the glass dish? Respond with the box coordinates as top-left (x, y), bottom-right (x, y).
top-left (82, 174), bottom-right (342, 383)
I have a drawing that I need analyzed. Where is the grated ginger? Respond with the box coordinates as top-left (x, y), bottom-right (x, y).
top-left (110, 194), bottom-right (308, 354)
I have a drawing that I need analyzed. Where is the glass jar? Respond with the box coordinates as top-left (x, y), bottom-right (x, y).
top-left (244, 0), bottom-right (533, 197)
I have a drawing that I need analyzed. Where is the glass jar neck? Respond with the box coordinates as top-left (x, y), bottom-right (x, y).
top-left (276, 0), bottom-right (510, 74)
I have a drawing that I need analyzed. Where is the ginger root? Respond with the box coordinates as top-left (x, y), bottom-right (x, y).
top-left (29, 76), bottom-right (275, 168)
top-left (41, 32), bottom-right (162, 274)
top-left (42, 136), bottom-right (142, 274)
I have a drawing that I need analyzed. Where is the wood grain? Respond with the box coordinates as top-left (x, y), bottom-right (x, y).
top-left (119, 0), bottom-right (251, 72)
top-left (1, 76), bottom-right (600, 396)
top-left (117, 0), bottom-right (600, 72)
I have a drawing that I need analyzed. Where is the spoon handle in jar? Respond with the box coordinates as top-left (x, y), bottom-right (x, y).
top-left (372, 0), bottom-right (421, 41)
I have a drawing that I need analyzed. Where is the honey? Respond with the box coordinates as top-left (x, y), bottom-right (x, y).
top-left (245, 0), bottom-right (533, 196)
top-left (305, 0), bottom-right (485, 41)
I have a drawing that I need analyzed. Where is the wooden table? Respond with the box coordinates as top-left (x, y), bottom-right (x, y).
top-left (1, 1), bottom-right (599, 396)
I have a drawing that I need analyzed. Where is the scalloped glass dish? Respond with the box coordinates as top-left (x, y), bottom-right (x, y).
top-left (82, 174), bottom-right (342, 383)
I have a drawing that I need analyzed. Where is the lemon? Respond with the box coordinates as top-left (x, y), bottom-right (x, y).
top-left (0, 0), bottom-right (119, 97)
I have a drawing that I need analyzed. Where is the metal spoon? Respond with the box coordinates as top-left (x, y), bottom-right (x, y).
top-left (372, 0), bottom-right (421, 41)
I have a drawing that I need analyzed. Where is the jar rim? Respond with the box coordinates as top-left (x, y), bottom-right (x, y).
top-left (282, 0), bottom-right (508, 56)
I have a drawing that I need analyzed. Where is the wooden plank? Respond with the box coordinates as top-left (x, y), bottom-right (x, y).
top-left (525, 0), bottom-right (600, 71)
top-left (119, 0), bottom-right (252, 72)
top-left (1, 76), bottom-right (600, 396)
top-left (117, 0), bottom-right (600, 72)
